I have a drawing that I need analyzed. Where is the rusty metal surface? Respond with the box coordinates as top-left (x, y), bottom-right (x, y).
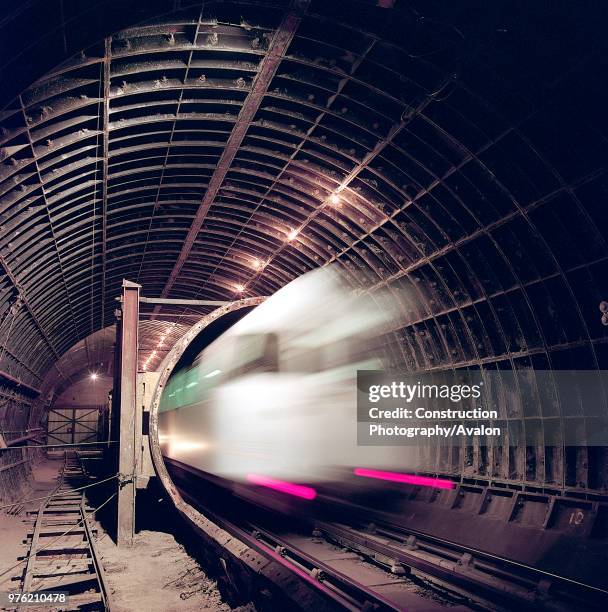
top-left (116, 280), bottom-right (139, 546)
top-left (153, 0), bottom-right (311, 314)
top-left (0, 0), bottom-right (607, 495)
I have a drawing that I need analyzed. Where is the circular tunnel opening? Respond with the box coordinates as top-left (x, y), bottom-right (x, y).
top-left (147, 297), bottom-right (266, 529)
top-left (169, 306), bottom-right (257, 376)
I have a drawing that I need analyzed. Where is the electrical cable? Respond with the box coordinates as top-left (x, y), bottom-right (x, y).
top-left (0, 490), bottom-right (117, 580)
top-left (0, 473), bottom-right (118, 510)
top-left (0, 440), bottom-right (117, 451)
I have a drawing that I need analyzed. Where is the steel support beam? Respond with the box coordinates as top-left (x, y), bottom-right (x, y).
top-left (140, 297), bottom-right (230, 306)
top-left (3, 430), bottom-right (44, 446)
top-left (0, 254), bottom-right (64, 366)
top-left (151, 0), bottom-right (309, 316)
top-left (100, 37), bottom-right (111, 329)
top-left (0, 368), bottom-right (41, 396)
top-left (116, 279), bottom-right (140, 546)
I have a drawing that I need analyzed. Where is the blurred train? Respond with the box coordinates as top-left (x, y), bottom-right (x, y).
top-left (158, 268), bottom-right (414, 507)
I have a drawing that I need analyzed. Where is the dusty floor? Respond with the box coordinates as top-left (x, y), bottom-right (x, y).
top-left (0, 511), bottom-right (27, 593)
top-left (0, 457), bottom-right (63, 594)
top-left (97, 529), bottom-right (233, 612)
top-left (1, 458), bottom-right (236, 612)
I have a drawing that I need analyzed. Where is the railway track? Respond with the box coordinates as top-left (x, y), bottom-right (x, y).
top-left (247, 522), bottom-right (470, 611)
top-left (17, 454), bottom-right (111, 611)
top-left (176, 483), bottom-right (470, 611)
top-left (313, 517), bottom-right (607, 611)
top-left (169, 464), bottom-right (607, 612)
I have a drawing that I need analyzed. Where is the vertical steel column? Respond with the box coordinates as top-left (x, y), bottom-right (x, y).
top-left (117, 280), bottom-right (140, 546)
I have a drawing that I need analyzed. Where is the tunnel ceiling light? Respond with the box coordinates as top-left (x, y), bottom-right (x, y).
top-left (252, 258), bottom-right (261, 269)
top-left (90, 372), bottom-right (98, 381)
top-left (329, 193), bottom-right (341, 205)
top-left (235, 283), bottom-right (245, 292)
top-left (204, 369), bottom-right (222, 378)
top-left (287, 229), bottom-right (298, 241)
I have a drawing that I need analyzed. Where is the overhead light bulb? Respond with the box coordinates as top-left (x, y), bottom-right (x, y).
top-left (329, 193), bottom-right (340, 205)
top-left (252, 258), bottom-right (261, 269)
top-left (287, 229), bottom-right (298, 241)
top-left (90, 372), bottom-right (98, 381)
top-left (235, 283), bottom-right (245, 292)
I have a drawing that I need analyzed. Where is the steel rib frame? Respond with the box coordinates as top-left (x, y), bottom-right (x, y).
top-left (98, 38), bottom-right (112, 331)
top-left (0, 254), bottom-right (65, 368)
top-left (191, 38), bottom-right (381, 289)
top-left (16, 94), bottom-right (81, 344)
top-left (133, 15), bottom-right (204, 286)
top-left (0, 3), bottom-right (604, 494)
top-left (151, 0), bottom-right (312, 317)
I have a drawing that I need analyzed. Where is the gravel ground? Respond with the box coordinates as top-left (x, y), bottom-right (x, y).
top-left (0, 459), bottom-right (250, 612)
top-left (0, 458), bottom-right (62, 594)
top-left (97, 529), bottom-right (239, 612)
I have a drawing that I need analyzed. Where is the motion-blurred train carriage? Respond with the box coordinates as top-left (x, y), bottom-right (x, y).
top-left (158, 268), bottom-right (409, 507)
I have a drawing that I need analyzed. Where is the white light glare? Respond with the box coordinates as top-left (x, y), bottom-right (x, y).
top-left (204, 369), bottom-right (222, 378)
top-left (329, 193), bottom-right (340, 205)
top-left (287, 229), bottom-right (298, 241)
top-left (235, 283), bottom-right (245, 292)
top-left (90, 372), bottom-right (98, 381)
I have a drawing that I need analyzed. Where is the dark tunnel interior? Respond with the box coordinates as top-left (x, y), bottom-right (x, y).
top-left (1, 1), bottom-right (608, 610)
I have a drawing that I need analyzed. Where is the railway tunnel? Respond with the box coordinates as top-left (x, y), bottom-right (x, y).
top-left (0, 1), bottom-right (607, 610)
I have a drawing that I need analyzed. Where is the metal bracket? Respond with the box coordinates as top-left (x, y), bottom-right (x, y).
top-left (117, 472), bottom-right (135, 487)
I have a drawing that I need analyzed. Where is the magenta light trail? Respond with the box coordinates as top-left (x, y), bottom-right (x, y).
top-left (354, 468), bottom-right (455, 490)
top-left (246, 474), bottom-right (317, 500)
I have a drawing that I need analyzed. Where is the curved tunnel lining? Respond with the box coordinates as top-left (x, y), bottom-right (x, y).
top-left (148, 296), bottom-right (266, 523)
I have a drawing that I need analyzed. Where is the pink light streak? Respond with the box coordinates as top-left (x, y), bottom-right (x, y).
top-left (354, 468), bottom-right (455, 490)
top-left (246, 474), bottom-right (317, 500)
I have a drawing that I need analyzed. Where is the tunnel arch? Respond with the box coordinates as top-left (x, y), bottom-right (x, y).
top-left (0, 1), bottom-right (607, 491)
top-left (148, 296), bottom-right (265, 522)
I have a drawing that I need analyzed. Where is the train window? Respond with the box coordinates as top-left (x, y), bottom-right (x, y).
top-left (224, 333), bottom-right (278, 380)
top-left (281, 343), bottom-right (323, 373)
top-left (280, 335), bottom-right (372, 374)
